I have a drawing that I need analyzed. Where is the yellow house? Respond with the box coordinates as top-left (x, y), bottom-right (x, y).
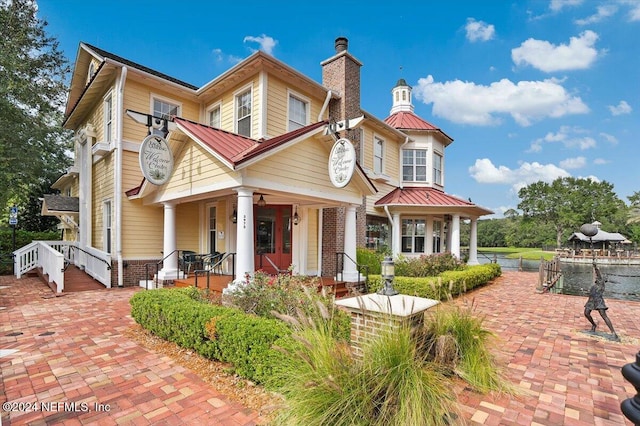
top-left (46, 37), bottom-right (491, 289)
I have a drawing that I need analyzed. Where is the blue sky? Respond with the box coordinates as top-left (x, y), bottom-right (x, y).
top-left (38, 0), bottom-right (639, 217)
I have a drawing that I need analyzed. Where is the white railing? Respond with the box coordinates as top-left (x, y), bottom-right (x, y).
top-left (13, 241), bottom-right (112, 290)
top-left (77, 246), bottom-right (111, 288)
top-left (14, 241), bottom-right (40, 278)
top-left (38, 242), bottom-right (65, 293)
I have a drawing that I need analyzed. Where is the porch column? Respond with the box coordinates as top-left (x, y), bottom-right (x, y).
top-left (392, 212), bottom-right (401, 258)
top-left (450, 214), bottom-right (461, 259)
top-left (343, 205), bottom-right (359, 282)
top-left (233, 187), bottom-right (255, 283)
top-left (426, 216), bottom-right (434, 255)
top-left (158, 202), bottom-right (179, 280)
top-left (468, 218), bottom-right (479, 265)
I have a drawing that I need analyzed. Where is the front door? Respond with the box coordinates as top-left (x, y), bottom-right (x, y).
top-left (254, 205), bottom-right (292, 274)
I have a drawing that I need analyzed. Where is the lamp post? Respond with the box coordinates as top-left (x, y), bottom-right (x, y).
top-left (378, 256), bottom-right (398, 296)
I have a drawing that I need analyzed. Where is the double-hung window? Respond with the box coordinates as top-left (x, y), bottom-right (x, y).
top-left (402, 149), bottom-right (427, 182)
top-left (153, 98), bottom-right (179, 120)
top-left (104, 93), bottom-right (113, 143)
top-left (288, 93), bottom-right (308, 131)
top-left (433, 152), bottom-right (443, 185)
top-left (236, 89), bottom-right (252, 137)
top-left (401, 218), bottom-right (425, 253)
top-left (208, 104), bottom-right (221, 128)
top-left (103, 200), bottom-right (112, 254)
top-left (373, 136), bottom-right (384, 175)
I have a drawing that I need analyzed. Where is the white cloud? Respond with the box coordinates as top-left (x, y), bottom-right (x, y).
top-left (414, 75), bottom-right (589, 126)
top-left (599, 132), bottom-right (619, 144)
top-left (559, 156), bottom-right (587, 169)
top-left (593, 158), bottom-right (609, 165)
top-left (528, 125), bottom-right (596, 152)
top-left (211, 48), bottom-right (242, 64)
top-left (550, 0), bottom-right (583, 12)
top-left (575, 4), bottom-right (618, 24)
top-left (511, 30), bottom-right (601, 72)
top-left (619, 0), bottom-right (640, 21)
top-left (243, 34), bottom-right (277, 55)
top-left (465, 18), bottom-right (495, 42)
top-left (608, 100), bottom-right (632, 115)
top-left (469, 158), bottom-right (571, 192)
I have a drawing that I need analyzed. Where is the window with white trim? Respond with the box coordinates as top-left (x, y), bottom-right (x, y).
top-left (402, 218), bottom-right (425, 253)
top-left (373, 136), bottom-right (384, 174)
top-left (153, 98), bottom-right (179, 120)
top-left (208, 104), bottom-right (221, 128)
top-left (103, 200), bottom-right (112, 254)
top-left (402, 149), bottom-right (427, 182)
top-left (236, 89), bottom-right (252, 137)
top-left (288, 93), bottom-right (308, 131)
top-left (104, 93), bottom-right (113, 143)
top-left (433, 152), bottom-right (443, 185)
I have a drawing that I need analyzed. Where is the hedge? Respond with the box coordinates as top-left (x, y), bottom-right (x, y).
top-left (129, 287), bottom-right (296, 387)
top-left (367, 263), bottom-right (502, 300)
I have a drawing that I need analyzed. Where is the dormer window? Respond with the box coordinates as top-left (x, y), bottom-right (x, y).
top-left (235, 88), bottom-right (252, 137)
top-left (288, 91), bottom-right (309, 131)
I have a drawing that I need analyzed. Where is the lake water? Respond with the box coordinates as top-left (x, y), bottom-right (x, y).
top-left (477, 252), bottom-right (640, 302)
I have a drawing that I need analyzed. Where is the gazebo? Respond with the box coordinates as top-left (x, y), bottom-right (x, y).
top-left (567, 221), bottom-right (628, 256)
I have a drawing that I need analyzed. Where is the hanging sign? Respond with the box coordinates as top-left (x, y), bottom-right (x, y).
top-left (328, 138), bottom-right (356, 188)
top-left (139, 134), bottom-right (173, 185)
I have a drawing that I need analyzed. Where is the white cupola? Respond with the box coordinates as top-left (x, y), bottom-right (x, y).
top-left (390, 78), bottom-right (414, 114)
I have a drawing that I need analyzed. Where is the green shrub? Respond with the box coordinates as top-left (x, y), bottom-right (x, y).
top-left (356, 247), bottom-right (384, 275)
top-left (394, 253), bottom-right (464, 277)
top-left (225, 271), bottom-right (351, 341)
top-left (368, 263), bottom-right (501, 299)
top-left (130, 287), bottom-right (298, 386)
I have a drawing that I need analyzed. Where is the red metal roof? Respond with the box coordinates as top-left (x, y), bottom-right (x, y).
top-left (174, 117), bottom-right (257, 165)
top-left (384, 111), bottom-right (439, 130)
top-left (375, 187), bottom-right (474, 207)
top-left (174, 118), bottom-right (328, 167)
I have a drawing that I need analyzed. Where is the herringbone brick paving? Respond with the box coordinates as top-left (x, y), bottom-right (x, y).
top-left (1, 270), bottom-right (639, 425)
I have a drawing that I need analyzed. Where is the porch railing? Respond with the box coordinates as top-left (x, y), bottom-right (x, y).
top-left (335, 252), bottom-right (369, 293)
top-left (194, 253), bottom-right (236, 290)
top-left (258, 253), bottom-right (290, 275)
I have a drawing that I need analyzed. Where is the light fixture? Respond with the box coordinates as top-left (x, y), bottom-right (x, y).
top-left (230, 205), bottom-right (237, 224)
top-left (378, 256), bottom-right (398, 296)
top-left (257, 194), bottom-right (266, 207)
top-left (293, 206), bottom-right (300, 225)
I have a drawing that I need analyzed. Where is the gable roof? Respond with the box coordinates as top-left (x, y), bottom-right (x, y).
top-left (173, 118), bottom-right (328, 169)
top-left (41, 195), bottom-right (79, 214)
top-left (375, 187), bottom-right (493, 216)
top-left (384, 111), bottom-right (453, 144)
top-left (83, 43), bottom-right (198, 90)
top-left (568, 229), bottom-right (627, 243)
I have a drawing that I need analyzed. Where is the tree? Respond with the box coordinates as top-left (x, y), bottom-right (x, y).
top-left (517, 177), bottom-right (625, 248)
top-left (0, 0), bottom-right (72, 222)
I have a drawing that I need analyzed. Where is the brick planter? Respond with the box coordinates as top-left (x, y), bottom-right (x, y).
top-left (335, 294), bottom-right (439, 358)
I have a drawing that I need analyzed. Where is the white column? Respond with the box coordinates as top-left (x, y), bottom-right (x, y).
top-left (426, 216), bottom-right (434, 255)
top-left (392, 212), bottom-right (401, 258)
top-left (450, 214), bottom-right (461, 259)
top-left (468, 217), bottom-right (479, 265)
top-left (158, 202), bottom-right (179, 279)
top-left (342, 205), bottom-right (359, 282)
top-left (232, 187), bottom-right (255, 284)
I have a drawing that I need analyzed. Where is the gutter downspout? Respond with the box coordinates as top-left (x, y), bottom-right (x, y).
top-left (115, 66), bottom-right (127, 287)
top-left (318, 90), bottom-right (332, 121)
top-left (399, 136), bottom-right (410, 189)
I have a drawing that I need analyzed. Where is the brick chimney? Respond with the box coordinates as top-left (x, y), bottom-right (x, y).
top-left (321, 37), bottom-right (362, 125)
